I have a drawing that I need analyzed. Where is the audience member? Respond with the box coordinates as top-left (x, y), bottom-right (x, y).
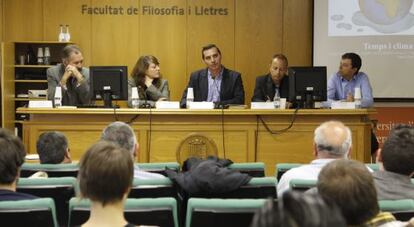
top-left (180, 44), bottom-right (245, 108)
top-left (0, 128), bottom-right (37, 201)
top-left (318, 159), bottom-right (401, 226)
top-left (78, 141), bottom-right (134, 227)
top-left (128, 55), bottom-right (170, 108)
top-left (47, 44), bottom-right (91, 106)
top-left (374, 124), bottom-right (414, 200)
top-left (277, 120), bottom-right (351, 196)
top-left (36, 131), bottom-right (71, 164)
top-left (250, 191), bottom-right (346, 227)
top-left (101, 121), bottom-right (165, 179)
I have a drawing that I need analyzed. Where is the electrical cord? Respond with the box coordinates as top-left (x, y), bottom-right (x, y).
top-left (220, 105), bottom-right (226, 159)
top-left (259, 107), bottom-right (300, 135)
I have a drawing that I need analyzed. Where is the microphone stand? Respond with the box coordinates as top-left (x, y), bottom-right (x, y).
top-left (138, 86), bottom-right (152, 109)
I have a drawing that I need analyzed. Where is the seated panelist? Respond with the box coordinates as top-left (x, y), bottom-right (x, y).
top-left (180, 44), bottom-right (245, 108)
top-left (128, 55), bottom-right (170, 108)
top-left (251, 54), bottom-right (290, 104)
top-left (47, 45), bottom-right (91, 106)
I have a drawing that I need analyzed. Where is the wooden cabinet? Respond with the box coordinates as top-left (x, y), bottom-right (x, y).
top-left (1, 41), bottom-right (72, 136)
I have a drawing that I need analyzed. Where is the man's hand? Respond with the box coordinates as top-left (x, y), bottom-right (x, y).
top-left (346, 92), bottom-right (354, 102)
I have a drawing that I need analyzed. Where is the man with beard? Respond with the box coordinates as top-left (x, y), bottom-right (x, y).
top-left (47, 45), bottom-right (91, 105)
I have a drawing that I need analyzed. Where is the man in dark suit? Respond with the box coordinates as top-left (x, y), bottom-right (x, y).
top-left (180, 44), bottom-right (245, 108)
top-left (252, 54), bottom-right (290, 102)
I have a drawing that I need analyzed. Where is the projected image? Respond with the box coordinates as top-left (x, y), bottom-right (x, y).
top-left (329, 0), bottom-right (414, 36)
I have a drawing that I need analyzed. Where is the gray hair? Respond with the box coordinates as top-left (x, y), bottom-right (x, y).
top-left (101, 121), bottom-right (136, 155)
top-left (61, 44), bottom-right (82, 59)
top-left (314, 121), bottom-right (352, 157)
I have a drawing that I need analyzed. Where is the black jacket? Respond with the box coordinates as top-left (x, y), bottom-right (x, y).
top-left (180, 67), bottom-right (245, 108)
top-left (166, 157), bottom-right (251, 196)
top-left (251, 74), bottom-right (290, 102)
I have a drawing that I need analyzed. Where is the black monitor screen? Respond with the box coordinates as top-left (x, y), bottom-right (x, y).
top-left (90, 66), bottom-right (128, 101)
top-left (289, 66), bottom-right (327, 107)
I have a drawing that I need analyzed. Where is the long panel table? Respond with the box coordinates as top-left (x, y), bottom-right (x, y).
top-left (17, 108), bottom-right (375, 175)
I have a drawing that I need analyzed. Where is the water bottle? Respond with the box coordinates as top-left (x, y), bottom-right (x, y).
top-left (186, 87), bottom-right (194, 109)
top-left (54, 86), bottom-right (62, 108)
top-left (37, 47), bottom-right (44, 65)
top-left (131, 87), bottom-right (140, 109)
top-left (44, 47), bottom-right (51, 65)
top-left (64, 25), bottom-right (71, 42)
top-left (354, 87), bottom-right (362, 109)
top-left (273, 88), bottom-right (280, 109)
top-left (58, 25), bottom-right (65, 42)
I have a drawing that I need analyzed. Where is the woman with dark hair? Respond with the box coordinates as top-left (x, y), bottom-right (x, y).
top-left (128, 55), bottom-right (170, 107)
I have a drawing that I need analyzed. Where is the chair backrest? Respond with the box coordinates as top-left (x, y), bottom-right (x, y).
top-left (0, 198), bottom-right (58, 227)
top-left (194, 177), bottom-right (276, 199)
top-left (228, 162), bottom-right (265, 177)
top-left (379, 199), bottom-right (414, 221)
top-left (289, 179), bottom-right (317, 193)
top-left (366, 163), bottom-right (380, 171)
top-left (275, 163), bottom-right (302, 181)
top-left (186, 198), bottom-right (266, 227)
top-left (69, 197), bottom-right (179, 227)
top-left (129, 178), bottom-right (177, 198)
top-left (16, 177), bottom-right (76, 226)
top-left (20, 163), bottom-right (79, 177)
top-left (136, 162), bottom-right (180, 176)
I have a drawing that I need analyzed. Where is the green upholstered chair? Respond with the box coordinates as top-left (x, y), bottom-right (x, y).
top-left (288, 179), bottom-right (317, 192)
top-left (228, 162), bottom-right (266, 177)
top-left (0, 198), bottom-right (58, 227)
top-left (275, 163), bottom-right (302, 181)
top-left (379, 199), bottom-right (414, 221)
top-left (135, 162), bottom-right (180, 176)
top-left (20, 163), bottom-right (79, 178)
top-left (69, 197), bottom-right (179, 227)
top-left (366, 163), bottom-right (380, 171)
top-left (17, 177), bottom-right (76, 226)
top-left (185, 198), bottom-right (266, 227)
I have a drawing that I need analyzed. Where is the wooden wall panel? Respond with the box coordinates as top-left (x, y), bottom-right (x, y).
top-left (139, 0), bottom-right (187, 101)
top-left (2, 0), bottom-right (314, 102)
top-left (43, 0), bottom-right (92, 66)
top-left (235, 0), bottom-right (283, 103)
top-left (90, 0), bottom-right (140, 71)
top-left (283, 0), bottom-right (313, 66)
top-left (0, 0), bottom-right (3, 41)
top-left (186, 0), bottom-right (235, 78)
top-left (3, 0), bottom-right (43, 41)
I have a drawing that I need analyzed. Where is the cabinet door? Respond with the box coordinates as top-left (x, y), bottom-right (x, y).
top-left (1, 42), bottom-right (16, 130)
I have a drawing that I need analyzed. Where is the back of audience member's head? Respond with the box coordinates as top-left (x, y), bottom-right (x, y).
top-left (0, 128), bottom-right (26, 185)
top-left (313, 121), bottom-right (352, 158)
top-left (250, 191), bottom-right (346, 227)
top-left (101, 121), bottom-right (136, 156)
top-left (317, 159), bottom-right (379, 226)
top-left (36, 131), bottom-right (70, 164)
top-left (380, 124), bottom-right (414, 176)
top-left (78, 141), bottom-right (133, 206)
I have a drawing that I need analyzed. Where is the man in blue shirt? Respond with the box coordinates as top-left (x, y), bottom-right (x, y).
top-left (325, 53), bottom-right (373, 108)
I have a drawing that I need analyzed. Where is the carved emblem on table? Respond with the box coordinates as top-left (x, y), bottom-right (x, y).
top-left (176, 133), bottom-right (218, 164)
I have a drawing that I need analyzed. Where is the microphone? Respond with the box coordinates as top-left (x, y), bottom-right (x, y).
top-left (138, 86), bottom-right (152, 109)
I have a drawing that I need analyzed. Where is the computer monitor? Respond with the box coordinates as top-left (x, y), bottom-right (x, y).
top-left (289, 66), bottom-right (327, 109)
top-left (90, 66), bottom-right (128, 108)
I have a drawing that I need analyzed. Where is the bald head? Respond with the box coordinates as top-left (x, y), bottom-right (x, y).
top-left (314, 121), bottom-right (352, 158)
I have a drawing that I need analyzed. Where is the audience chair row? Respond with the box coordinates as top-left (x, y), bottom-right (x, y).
top-left (0, 197), bottom-right (268, 227)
